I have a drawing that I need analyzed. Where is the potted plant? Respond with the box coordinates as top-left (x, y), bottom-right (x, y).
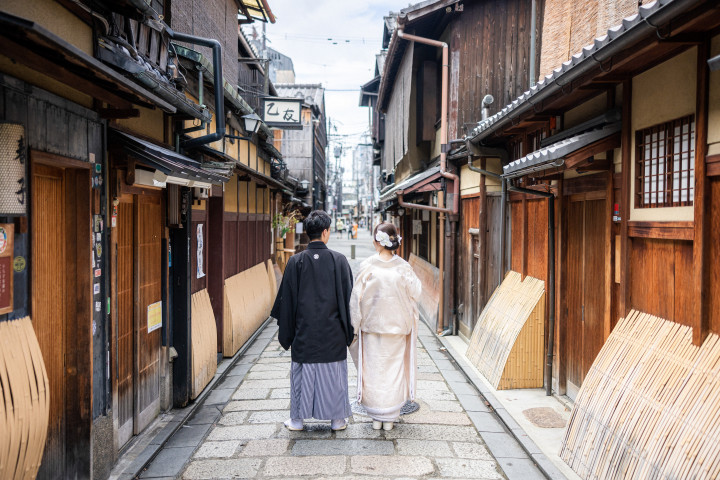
top-left (272, 211), bottom-right (300, 239)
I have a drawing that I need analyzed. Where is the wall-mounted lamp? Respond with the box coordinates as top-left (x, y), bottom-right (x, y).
top-left (242, 113), bottom-right (262, 135)
top-left (397, 207), bottom-right (405, 217)
top-left (299, 179), bottom-right (310, 190)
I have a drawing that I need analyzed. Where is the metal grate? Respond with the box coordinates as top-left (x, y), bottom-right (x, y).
top-left (635, 115), bottom-right (695, 208)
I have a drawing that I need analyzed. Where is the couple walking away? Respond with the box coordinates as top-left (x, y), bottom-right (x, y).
top-left (271, 210), bottom-right (422, 432)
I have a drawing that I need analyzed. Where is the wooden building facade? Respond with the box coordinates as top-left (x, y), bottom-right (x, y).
top-left (0, 1), bottom-right (287, 478)
top-left (371, 0), bottom-right (541, 334)
top-left (459, 0), bottom-right (720, 400)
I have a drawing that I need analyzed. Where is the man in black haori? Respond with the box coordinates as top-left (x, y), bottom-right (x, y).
top-left (271, 210), bottom-right (354, 431)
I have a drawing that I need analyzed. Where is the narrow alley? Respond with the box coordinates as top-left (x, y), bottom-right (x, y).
top-left (126, 230), bottom-right (546, 480)
top-left (3, 1), bottom-right (720, 480)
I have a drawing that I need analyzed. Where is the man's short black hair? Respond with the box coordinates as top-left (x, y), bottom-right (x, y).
top-left (305, 210), bottom-right (332, 240)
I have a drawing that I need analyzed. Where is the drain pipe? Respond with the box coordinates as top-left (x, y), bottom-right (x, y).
top-left (167, 28), bottom-right (225, 148)
top-left (530, 0), bottom-right (537, 88)
top-left (395, 27), bottom-right (459, 335)
top-left (507, 182), bottom-right (555, 396)
top-left (395, 28), bottom-right (459, 216)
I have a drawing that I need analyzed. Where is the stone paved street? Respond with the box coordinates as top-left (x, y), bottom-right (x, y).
top-left (169, 322), bottom-right (507, 480)
top-left (135, 231), bottom-right (547, 479)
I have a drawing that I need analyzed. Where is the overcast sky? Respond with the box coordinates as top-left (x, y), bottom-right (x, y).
top-left (245, 0), bottom-right (406, 173)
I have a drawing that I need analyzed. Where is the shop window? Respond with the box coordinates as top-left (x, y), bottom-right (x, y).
top-left (635, 115), bottom-right (695, 208)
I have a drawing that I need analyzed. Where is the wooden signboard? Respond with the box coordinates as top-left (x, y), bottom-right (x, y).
top-left (0, 223), bottom-right (14, 314)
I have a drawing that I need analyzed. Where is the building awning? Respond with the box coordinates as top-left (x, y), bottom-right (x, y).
top-left (110, 129), bottom-right (230, 184)
top-left (194, 145), bottom-right (291, 191)
top-left (379, 166), bottom-right (441, 203)
top-left (0, 12), bottom-right (176, 113)
top-left (503, 123), bottom-right (621, 178)
top-left (238, 0), bottom-right (276, 24)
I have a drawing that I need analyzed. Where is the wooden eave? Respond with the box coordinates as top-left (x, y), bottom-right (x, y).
top-left (0, 11), bottom-right (176, 113)
top-left (483, 1), bottom-right (720, 141)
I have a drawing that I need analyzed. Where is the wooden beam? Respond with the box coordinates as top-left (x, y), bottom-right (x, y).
top-left (707, 154), bottom-right (720, 177)
top-left (4, 39), bottom-right (134, 109)
top-left (563, 133), bottom-right (621, 169)
top-left (98, 108), bottom-right (140, 119)
top-left (692, 38), bottom-right (710, 346)
top-left (628, 221), bottom-right (694, 241)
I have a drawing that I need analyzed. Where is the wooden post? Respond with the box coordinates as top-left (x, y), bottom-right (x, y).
top-left (619, 80), bottom-right (632, 318)
top-left (478, 158), bottom-right (488, 306)
top-left (207, 195), bottom-right (225, 353)
top-left (521, 198), bottom-right (528, 279)
top-left (555, 178), bottom-right (566, 395)
top-left (692, 39), bottom-right (710, 346)
top-left (171, 188), bottom-right (192, 407)
top-left (604, 87), bottom-right (616, 341)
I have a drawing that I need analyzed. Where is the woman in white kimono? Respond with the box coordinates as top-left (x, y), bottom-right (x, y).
top-left (350, 222), bottom-right (422, 431)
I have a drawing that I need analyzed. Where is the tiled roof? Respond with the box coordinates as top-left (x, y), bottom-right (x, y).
top-left (468, 0), bottom-right (683, 143)
top-left (503, 123), bottom-right (621, 178)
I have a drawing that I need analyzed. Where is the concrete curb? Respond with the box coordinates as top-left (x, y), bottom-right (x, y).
top-left (432, 331), bottom-right (569, 480)
top-left (115, 316), bottom-right (276, 479)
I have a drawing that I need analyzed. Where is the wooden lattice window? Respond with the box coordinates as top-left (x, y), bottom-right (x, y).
top-left (635, 115), bottom-right (695, 208)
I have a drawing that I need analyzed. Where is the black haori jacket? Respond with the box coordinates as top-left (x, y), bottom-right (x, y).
top-left (271, 241), bottom-right (354, 363)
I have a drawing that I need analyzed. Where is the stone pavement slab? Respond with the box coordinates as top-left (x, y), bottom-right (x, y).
top-left (182, 458), bottom-right (262, 479)
top-left (291, 439), bottom-right (394, 456)
top-left (350, 456), bottom-right (434, 476)
top-left (262, 456), bottom-right (347, 477)
top-left (140, 447), bottom-right (196, 478)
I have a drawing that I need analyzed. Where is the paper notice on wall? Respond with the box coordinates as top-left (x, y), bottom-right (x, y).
top-left (196, 223), bottom-right (205, 279)
top-left (147, 301), bottom-right (162, 333)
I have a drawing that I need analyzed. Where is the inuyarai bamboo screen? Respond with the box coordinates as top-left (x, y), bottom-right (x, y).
top-left (560, 310), bottom-right (720, 479)
top-left (635, 115), bottom-right (695, 208)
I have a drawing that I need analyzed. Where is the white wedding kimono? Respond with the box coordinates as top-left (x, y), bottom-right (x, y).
top-left (349, 254), bottom-right (422, 422)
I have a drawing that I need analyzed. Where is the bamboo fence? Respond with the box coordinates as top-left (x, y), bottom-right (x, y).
top-left (466, 271), bottom-right (546, 389)
top-left (0, 316), bottom-right (49, 480)
top-left (560, 310), bottom-right (720, 479)
top-left (223, 262), bottom-right (273, 357)
top-left (190, 289), bottom-right (218, 399)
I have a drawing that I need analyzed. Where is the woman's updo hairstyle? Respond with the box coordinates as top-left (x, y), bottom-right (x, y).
top-left (373, 222), bottom-right (401, 251)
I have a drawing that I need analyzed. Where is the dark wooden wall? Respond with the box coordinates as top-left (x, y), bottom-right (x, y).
top-left (0, 75), bottom-right (109, 433)
top-left (629, 238), bottom-right (694, 328)
top-left (449, 0), bottom-right (544, 138)
top-left (710, 177), bottom-right (720, 335)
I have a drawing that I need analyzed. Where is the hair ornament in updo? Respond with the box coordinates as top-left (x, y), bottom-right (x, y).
top-left (397, 235), bottom-right (402, 244)
top-left (375, 230), bottom-right (393, 247)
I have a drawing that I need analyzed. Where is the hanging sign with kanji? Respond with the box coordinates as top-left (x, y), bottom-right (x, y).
top-left (262, 98), bottom-right (302, 128)
top-left (0, 123), bottom-right (27, 216)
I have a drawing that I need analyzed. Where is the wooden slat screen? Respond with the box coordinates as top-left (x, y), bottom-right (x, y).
top-left (635, 115), bottom-right (695, 208)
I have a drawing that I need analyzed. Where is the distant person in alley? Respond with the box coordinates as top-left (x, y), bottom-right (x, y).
top-left (350, 222), bottom-right (422, 431)
top-left (271, 210), bottom-right (354, 431)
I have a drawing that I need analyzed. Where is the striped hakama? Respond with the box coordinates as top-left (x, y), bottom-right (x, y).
top-left (290, 360), bottom-right (351, 420)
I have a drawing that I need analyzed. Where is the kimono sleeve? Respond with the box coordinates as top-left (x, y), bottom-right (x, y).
top-left (350, 260), bottom-right (372, 332)
top-left (402, 263), bottom-right (422, 303)
top-left (271, 255), bottom-right (299, 350)
top-left (334, 253), bottom-right (355, 347)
